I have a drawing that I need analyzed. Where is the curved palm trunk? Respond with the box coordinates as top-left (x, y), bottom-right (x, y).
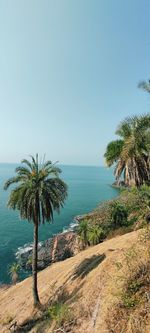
top-left (32, 222), bottom-right (40, 306)
top-left (115, 156), bottom-right (150, 187)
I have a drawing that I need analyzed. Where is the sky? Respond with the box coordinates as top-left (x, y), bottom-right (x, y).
top-left (0, 0), bottom-right (150, 166)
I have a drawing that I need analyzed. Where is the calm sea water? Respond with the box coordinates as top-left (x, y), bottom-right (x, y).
top-left (0, 164), bottom-right (119, 284)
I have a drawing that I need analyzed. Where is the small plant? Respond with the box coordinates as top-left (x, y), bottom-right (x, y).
top-left (121, 293), bottom-right (139, 308)
top-left (0, 314), bottom-right (13, 325)
top-left (46, 302), bottom-right (73, 327)
top-left (9, 263), bottom-right (20, 284)
top-left (26, 256), bottom-right (32, 269)
top-left (120, 275), bottom-right (142, 309)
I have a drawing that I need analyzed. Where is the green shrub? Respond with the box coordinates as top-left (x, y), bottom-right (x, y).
top-left (46, 302), bottom-right (73, 327)
top-left (77, 220), bottom-right (89, 248)
top-left (88, 225), bottom-right (106, 245)
top-left (121, 293), bottom-right (139, 308)
top-left (8, 263), bottom-right (20, 284)
top-left (110, 202), bottom-right (128, 228)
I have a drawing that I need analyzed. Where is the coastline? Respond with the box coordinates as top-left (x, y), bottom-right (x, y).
top-left (16, 208), bottom-right (106, 270)
top-left (0, 165), bottom-right (119, 284)
top-left (16, 217), bottom-right (80, 270)
top-left (15, 188), bottom-right (120, 274)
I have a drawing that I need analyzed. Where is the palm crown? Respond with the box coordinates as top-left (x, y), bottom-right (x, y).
top-left (104, 114), bottom-right (150, 187)
top-left (4, 154), bottom-right (67, 224)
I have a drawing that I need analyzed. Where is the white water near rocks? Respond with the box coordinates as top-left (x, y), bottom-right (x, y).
top-left (0, 164), bottom-right (119, 283)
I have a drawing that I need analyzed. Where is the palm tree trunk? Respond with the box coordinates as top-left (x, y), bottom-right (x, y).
top-left (32, 222), bottom-right (40, 306)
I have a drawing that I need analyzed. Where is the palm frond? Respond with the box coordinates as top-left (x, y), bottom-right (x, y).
top-left (104, 140), bottom-right (124, 167)
top-left (4, 155), bottom-right (68, 225)
top-left (138, 80), bottom-right (150, 93)
top-left (4, 176), bottom-right (24, 190)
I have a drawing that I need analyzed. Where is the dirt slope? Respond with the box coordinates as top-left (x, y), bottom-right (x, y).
top-left (0, 230), bottom-right (145, 333)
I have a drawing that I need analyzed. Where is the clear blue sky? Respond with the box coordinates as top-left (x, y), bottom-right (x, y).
top-left (0, 0), bottom-right (150, 165)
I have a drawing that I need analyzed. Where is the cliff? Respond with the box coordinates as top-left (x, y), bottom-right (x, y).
top-left (17, 231), bottom-right (79, 270)
top-left (0, 229), bottom-right (149, 333)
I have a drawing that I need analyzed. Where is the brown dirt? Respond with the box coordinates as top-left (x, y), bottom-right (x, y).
top-left (0, 230), bottom-right (146, 333)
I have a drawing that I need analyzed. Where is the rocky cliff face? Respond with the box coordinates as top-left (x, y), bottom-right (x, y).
top-left (51, 231), bottom-right (79, 262)
top-left (17, 231), bottom-right (79, 270)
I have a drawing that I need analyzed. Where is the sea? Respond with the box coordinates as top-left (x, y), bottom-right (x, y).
top-left (0, 164), bottom-right (119, 284)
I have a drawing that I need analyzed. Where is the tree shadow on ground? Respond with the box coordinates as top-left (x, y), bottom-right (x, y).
top-left (72, 253), bottom-right (106, 280)
top-left (12, 279), bottom-right (85, 332)
top-left (10, 316), bottom-right (45, 333)
top-left (11, 255), bottom-right (105, 332)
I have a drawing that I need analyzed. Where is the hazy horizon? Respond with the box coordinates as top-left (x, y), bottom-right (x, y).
top-left (0, 161), bottom-right (107, 167)
top-left (0, 0), bottom-right (150, 165)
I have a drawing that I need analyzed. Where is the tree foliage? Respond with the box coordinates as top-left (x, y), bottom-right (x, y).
top-left (9, 263), bottom-right (20, 284)
top-left (104, 114), bottom-right (150, 187)
top-left (110, 202), bottom-right (128, 228)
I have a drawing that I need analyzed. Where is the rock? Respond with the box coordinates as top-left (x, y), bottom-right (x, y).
top-left (112, 180), bottom-right (126, 188)
top-left (16, 231), bottom-right (79, 271)
top-left (51, 231), bottom-right (78, 262)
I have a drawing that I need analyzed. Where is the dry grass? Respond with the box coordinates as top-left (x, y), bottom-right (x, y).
top-left (106, 227), bottom-right (150, 333)
top-left (0, 229), bottom-right (149, 333)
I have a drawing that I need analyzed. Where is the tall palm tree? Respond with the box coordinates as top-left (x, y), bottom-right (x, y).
top-left (4, 155), bottom-right (67, 306)
top-left (104, 114), bottom-right (150, 187)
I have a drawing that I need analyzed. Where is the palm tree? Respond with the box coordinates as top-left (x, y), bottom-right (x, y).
top-left (110, 203), bottom-right (128, 228)
top-left (9, 263), bottom-right (20, 284)
top-left (104, 114), bottom-right (150, 187)
top-left (88, 226), bottom-right (104, 245)
top-left (4, 155), bottom-right (67, 306)
top-left (77, 220), bottom-right (89, 248)
top-left (138, 80), bottom-right (150, 93)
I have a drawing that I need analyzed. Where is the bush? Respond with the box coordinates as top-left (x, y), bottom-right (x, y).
top-left (106, 227), bottom-right (150, 333)
top-left (46, 302), bottom-right (73, 327)
top-left (110, 202), bottom-right (128, 228)
top-left (8, 263), bottom-right (20, 284)
top-left (77, 220), bottom-right (90, 248)
top-left (88, 225), bottom-right (106, 245)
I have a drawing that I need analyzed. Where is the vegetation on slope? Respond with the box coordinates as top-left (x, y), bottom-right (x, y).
top-left (77, 185), bottom-right (150, 248)
top-left (106, 227), bottom-right (150, 333)
top-left (0, 228), bottom-right (150, 333)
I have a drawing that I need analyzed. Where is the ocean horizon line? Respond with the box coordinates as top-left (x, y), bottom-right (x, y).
top-left (0, 162), bottom-right (106, 168)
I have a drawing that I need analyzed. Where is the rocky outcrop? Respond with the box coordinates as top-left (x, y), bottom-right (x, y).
top-left (51, 231), bottom-right (79, 262)
top-left (17, 231), bottom-right (79, 271)
top-left (112, 180), bottom-right (126, 188)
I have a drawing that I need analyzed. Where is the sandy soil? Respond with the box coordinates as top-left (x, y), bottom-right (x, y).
top-left (0, 230), bottom-right (141, 333)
